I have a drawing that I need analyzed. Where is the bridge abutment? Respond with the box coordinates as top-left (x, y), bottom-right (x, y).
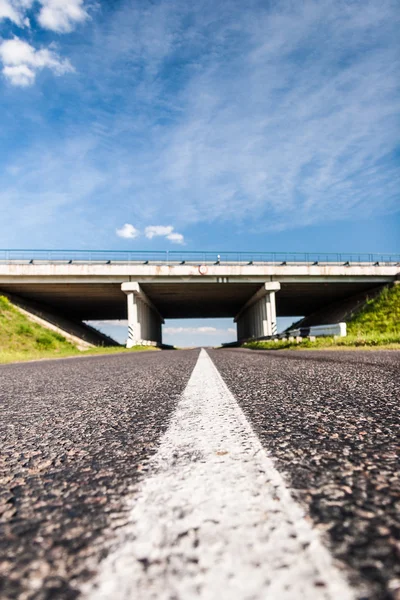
top-left (235, 282), bottom-right (280, 341)
top-left (122, 283), bottom-right (164, 347)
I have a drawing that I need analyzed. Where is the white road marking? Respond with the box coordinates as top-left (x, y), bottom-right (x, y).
top-left (85, 349), bottom-right (356, 600)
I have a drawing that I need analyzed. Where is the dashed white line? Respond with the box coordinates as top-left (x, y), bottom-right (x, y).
top-left (84, 349), bottom-right (356, 600)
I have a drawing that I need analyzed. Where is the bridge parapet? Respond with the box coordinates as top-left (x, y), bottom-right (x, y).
top-left (0, 249), bottom-right (399, 267)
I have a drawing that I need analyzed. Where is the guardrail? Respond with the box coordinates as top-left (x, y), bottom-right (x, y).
top-left (287, 323), bottom-right (347, 338)
top-left (0, 250), bottom-right (399, 266)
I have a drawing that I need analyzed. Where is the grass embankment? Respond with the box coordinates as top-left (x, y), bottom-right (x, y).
top-left (245, 284), bottom-right (400, 351)
top-left (0, 296), bottom-right (157, 364)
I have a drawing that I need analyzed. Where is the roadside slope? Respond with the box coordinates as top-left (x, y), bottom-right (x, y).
top-left (246, 284), bottom-right (400, 350)
top-left (0, 296), bottom-right (152, 363)
top-left (0, 295), bottom-right (80, 362)
top-left (346, 283), bottom-right (400, 336)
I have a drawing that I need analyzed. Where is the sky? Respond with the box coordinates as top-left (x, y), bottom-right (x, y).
top-left (0, 0), bottom-right (399, 347)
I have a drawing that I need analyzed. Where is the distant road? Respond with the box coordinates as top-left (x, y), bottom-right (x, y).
top-left (0, 349), bottom-right (399, 599)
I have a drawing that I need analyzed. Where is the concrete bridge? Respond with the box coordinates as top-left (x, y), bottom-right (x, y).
top-left (0, 250), bottom-right (398, 346)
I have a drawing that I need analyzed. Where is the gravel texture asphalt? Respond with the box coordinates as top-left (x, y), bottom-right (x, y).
top-left (0, 350), bottom-right (199, 600)
top-left (84, 349), bottom-right (357, 600)
top-left (208, 349), bottom-right (400, 600)
top-left (1, 348), bottom-right (399, 600)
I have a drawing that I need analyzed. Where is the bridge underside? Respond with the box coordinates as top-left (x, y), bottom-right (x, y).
top-left (1, 259), bottom-right (397, 346)
top-left (0, 280), bottom-right (384, 321)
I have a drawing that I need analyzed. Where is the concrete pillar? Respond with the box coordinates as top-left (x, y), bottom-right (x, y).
top-left (142, 301), bottom-right (148, 341)
top-left (260, 291), bottom-right (278, 337)
top-left (235, 282), bottom-right (280, 342)
top-left (122, 282), bottom-right (164, 347)
top-left (254, 302), bottom-right (260, 338)
top-left (257, 300), bottom-right (264, 337)
top-left (246, 309), bottom-right (251, 338)
top-left (250, 304), bottom-right (255, 338)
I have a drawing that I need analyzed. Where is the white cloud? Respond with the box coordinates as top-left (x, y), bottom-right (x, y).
top-left (116, 223), bottom-right (140, 239)
top-left (164, 326), bottom-right (229, 335)
top-left (3, 64), bottom-right (34, 86)
top-left (89, 323), bottom-right (233, 336)
top-left (38, 0), bottom-right (88, 33)
top-left (0, 37), bottom-right (73, 86)
top-left (0, 0), bottom-right (398, 241)
top-left (115, 223), bottom-right (184, 242)
top-left (0, 0), bottom-right (88, 31)
top-left (145, 225), bottom-right (185, 244)
top-left (145, 225), bottom-right (174, 239)
top-left (87, 320), bottom-right (128, 328)
top-left (162, 321), bottom-right (237, 347)
top-left (85, 320), bottom-right (236, 347)
top-left (166, 232), bottom-right (184, 244)
top-left (0, 0), bottom-right (33, 27)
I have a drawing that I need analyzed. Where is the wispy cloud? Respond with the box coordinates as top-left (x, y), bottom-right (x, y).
top-left (0, 0), bottom-right (398, 244)
top-left (80, 0), bottom-right (400, 232)
top-left (164, 326), bottom-right (230, 335)
top-left (152, 0), bottom-right (400, 230)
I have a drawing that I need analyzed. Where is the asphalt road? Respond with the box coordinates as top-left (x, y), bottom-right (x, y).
top-left (0, 348), bottom-right (399, 600)
top-left (0, 350), bottom-right (200, 600)
top-left (209, 349), bottom-right (400, 600)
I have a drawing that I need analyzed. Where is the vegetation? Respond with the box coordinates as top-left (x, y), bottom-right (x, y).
top-left (245, 333), bottom-right (400, 351)
top-left (0, 296), bottom-right (157, 364)
top-left (244, 284), bottom-right (400, 351)
top-left (346, 283), bottom-right (400, 336)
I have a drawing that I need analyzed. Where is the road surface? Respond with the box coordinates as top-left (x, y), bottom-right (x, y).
top-left (0, 348), bottom-right (399, 599)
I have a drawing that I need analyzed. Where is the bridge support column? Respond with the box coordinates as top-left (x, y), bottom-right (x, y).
top-left (121, 282), bottom-right (164, 348)
top-left (235, 282), bottom-right (280, 342)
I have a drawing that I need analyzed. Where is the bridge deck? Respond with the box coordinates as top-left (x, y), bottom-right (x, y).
top-left (0, 252), bottom-right (398, 321)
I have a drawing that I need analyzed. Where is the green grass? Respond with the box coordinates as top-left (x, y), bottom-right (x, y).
top-left (0, 295), bottom-right (158, 364)
top-left (245, 333), bottom-right (400, 351)
top-left (244, 284), bottom-right (400, 351)
top-left (346, 284), bottom-right (400, 336)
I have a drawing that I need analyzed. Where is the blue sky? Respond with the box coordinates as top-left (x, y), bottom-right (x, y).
top-left (0, 0), bottom-right (399, 346)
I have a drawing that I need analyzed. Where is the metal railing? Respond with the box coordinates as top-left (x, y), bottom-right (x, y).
top-left (0, 249), bottom-right (399, 266)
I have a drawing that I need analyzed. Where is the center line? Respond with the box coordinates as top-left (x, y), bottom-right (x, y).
top-left (84, 349), bottom-right (356, 600)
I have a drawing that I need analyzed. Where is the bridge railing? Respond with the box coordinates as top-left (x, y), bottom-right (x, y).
top-left (0, 250), bottom-right (399, 266)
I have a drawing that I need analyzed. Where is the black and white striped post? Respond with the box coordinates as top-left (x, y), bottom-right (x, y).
top-left (127, 324), bottom-right (137, 348)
